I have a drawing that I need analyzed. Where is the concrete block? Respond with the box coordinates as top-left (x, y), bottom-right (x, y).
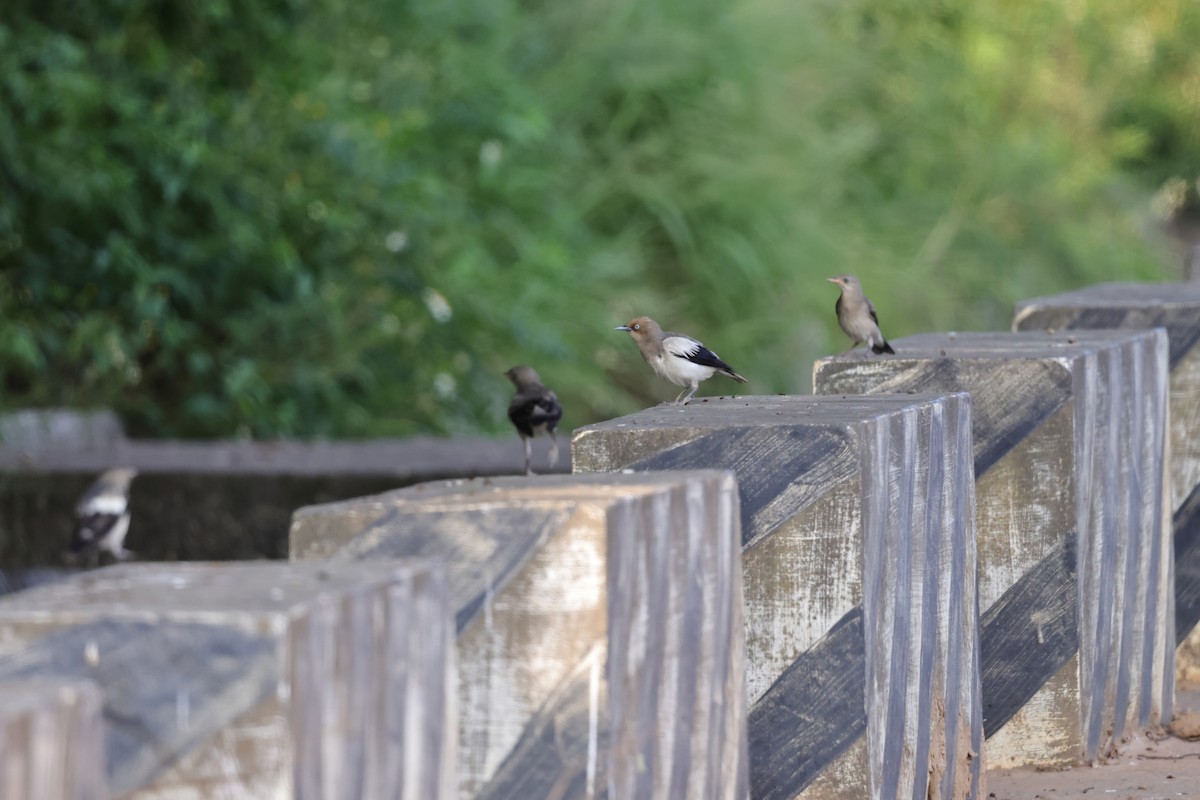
top-left (0, 681), bottom-right (105, 800)
top-left (0, 409), bottom-right (124, 449)
top-left (290, 472), bottom-right (748, 799)
top-left (571, 394), bottom-right (981, 800)
top-left (1013, 283), bottom-right (1200, 648)
top-left (0, 561), bottom-right (454, 799)
top-left (814, 330), bottom-right (1173, 766)
top-left (0, 435), bottom-right (568, 568)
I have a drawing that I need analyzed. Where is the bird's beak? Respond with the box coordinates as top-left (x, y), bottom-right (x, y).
top-left (615, 325), bottom-right (632, 332)
top-left (826, 277), bottom-right (840, 284)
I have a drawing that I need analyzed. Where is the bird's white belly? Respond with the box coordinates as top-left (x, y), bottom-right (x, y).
top-left (653, 354), bottom-right (716, 386)
top-left (101, 512), bottom-right (131, 554)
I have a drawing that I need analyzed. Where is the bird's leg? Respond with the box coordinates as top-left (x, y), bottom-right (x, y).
top-left (523, 437), bottom-right (534, 476)
top-left (678, 383), bottom-right (698, 405)
top-left (87, 550), bottom-right (98, 570)
top-left (547, 430), bottom-right (559, 470)
top-left (839, 341), bottom-right (862, 355)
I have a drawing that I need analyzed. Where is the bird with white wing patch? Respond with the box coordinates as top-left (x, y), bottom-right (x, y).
top-left (616, 316), bottom-right (747, 405)
top-left (71, 467), bottom-right (138, 567)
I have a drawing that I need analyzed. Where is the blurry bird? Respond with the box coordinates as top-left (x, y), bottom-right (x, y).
top-left (828, 275), bottom-right (895, 355)
top-left (505, 366), bottom-right (564, 476)
top-left (71, 467), bottom-right (138, 568)
top-left (616, 316), bottom-right (747, 405)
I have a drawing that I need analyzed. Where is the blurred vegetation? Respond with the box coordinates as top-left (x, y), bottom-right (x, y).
top-left (1, 0), bottom-right (1198, 438)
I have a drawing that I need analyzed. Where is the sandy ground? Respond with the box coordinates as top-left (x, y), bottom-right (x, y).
top-left (987, 688), bottom-right (1200, 799)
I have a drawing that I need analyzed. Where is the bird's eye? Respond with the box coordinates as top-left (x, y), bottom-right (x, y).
top-left (633, 324), bottom-right (640, 330)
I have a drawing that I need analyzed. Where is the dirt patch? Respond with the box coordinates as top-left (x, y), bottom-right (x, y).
top-left (986, 687), bottom-right (1200, 799)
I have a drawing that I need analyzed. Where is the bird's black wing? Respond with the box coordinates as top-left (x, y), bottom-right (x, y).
top-left (71, 486), bottom-right (128, 553)
top-left (664, 335), bottom-right (747, 382)
top-left (71, 513), bottom-right (120, 553)
top-left (664, 335), bottom-right (738, 374)
top-left (508, 389), bottom-right (563, 438)
top-left (867, 297), bottom-right (881, 326)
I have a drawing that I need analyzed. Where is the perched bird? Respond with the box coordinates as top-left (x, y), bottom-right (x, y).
top-left (616, 316), bottom-right (747, 405)
top-left (828, 275), bottom-right (895, 355)
top-left (505, 366), bottom-right (564, 476)
top-left (70, 468), bottom-right (138, 568)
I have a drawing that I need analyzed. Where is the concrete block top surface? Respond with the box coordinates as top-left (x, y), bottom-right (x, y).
top-left (290, 471), bottom-right (738, 614)
top-left (573, 392), bottom-right (964, 433)
top-left (820, 329), bottom-right (1163, 361)
top-left (295, 470), bottom-right (736, 511)
top-left (1013, 282), bottom-right (1200, 366)
top-left (1014, 281), bottom-right (1200, 309)
top-left (570, 393), bottom-right (967, 483)
top-left (814, 329), bottom-right (1168, 478)
top-left (291, 471), bottom-right (738, 562)
top-left (0, 561), bottom-right (425, 627)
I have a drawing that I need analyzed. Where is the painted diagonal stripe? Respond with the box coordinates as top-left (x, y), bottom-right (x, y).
top-left (631, 426), bottom-right (855, 548)
top-left (815, 358), bottom-right (1072, 477)
top-left (1175, 481), bottom-right (1200, 645)
top-left (478, 652), bottom-right (606, 800)
top-left (333, 505), bottom-right (572, 633)
top-left (0, 619), bottom-right (275, 795)
top-left (748, 608), bottom-right (866, 799)
top-left (980, 535), bottom-right (1079, 737)
top-left (1065, 308), bottom-right (1200, 368)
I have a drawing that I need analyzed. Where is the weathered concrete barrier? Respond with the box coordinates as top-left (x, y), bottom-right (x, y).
top-left (0, 428), bottom-right (567, 569)
top-left (0, 561), bottom-right (454, 799)
top-left (814, 330), bottom-right (1173, 767)
top-left (0, 681), bottom-right (105, 800)
top-left (290, 472), bottom-right (748, 799)
top-left (1012, 283), bottom-right (1200, 656)
top-left (571, 394), bottom-right (981, 800)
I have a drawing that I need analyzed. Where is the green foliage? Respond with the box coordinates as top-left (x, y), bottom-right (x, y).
top-left (1, 0), bottom-right (1195, 437)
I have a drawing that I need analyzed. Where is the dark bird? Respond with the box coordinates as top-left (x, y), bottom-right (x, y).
top-left (616, 316), bottom-right (747, 405)
top-left (828, 275), bottom-right (895, 355)
top-left (71, 467), bottom-right (138, 568)
top-left (505, 366), bottom-right (563, 476)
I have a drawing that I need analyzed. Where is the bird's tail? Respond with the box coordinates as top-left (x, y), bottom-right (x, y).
top-left (872, 341), bottom-right (895, 355)
top-left (723, 368), bottom-right (749, 383)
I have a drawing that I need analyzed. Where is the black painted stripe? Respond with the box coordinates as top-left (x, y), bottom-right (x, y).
top-left (817, 357), bottom-right (1072, 478)
top-left (337, 505), bottom-right (570, 633)
top-left (631, 426), bottom-right (854, 547)
top-left (748, 608), bottom-right (867, 799)
top-left (0, 619), bottom-right (275, 794)
top-left (477, 665), bottom-right (605, 800)
top-left (980, 535), bottom-right (1079, 737)
top-left (967, 369), bottom-right (1070, 478)
top-left (1070, 307), bottom-right (1200, 368)
top-left (1175, 481), bottom-right (1200, 645)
